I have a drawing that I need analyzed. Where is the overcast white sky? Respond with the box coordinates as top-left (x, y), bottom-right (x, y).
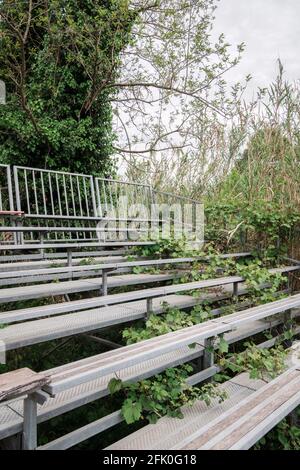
top-left (213, 0), bottom-right (300, 96)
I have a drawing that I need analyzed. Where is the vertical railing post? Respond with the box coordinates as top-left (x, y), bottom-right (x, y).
top-left (91, 176), bottom-right (98, 218)
top-left (12, 166), bottom-right (24, 245)
top-left (22, 394), bottom-right (38, 450)
top-left (6, 165), bottom-right (14, 212)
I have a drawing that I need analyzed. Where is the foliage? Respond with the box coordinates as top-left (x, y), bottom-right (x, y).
top-left (118, 0), bottom-right (245, 175)
top-left (254, 411), bottom-right (300, 450)
top-left (123, 303), bottom-right (212, 345)
top-left (109, 365), bottom-right (227, 425)
top-left (0, 0), bottom-right (135, 172)
top-left (205, 201), bottom-right (300, 252)
top-left (217, 342), bottom-right (288, 382)
top-left (123, 256), bottom-right (288, 345)
top-left (235, 261), bottom-right (285, 304)
top-left (130, 236), bottom-right (199, 259)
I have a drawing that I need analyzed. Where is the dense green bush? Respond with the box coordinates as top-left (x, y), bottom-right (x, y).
top-left (0, 0), bottom-right (134, 173)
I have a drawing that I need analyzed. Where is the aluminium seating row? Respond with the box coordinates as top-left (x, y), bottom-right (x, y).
top-left (0, 266), bottom-right (296, 351)
top-left (107, 365), bottom-right (300, 451)
top-left (1, 293), bottom-right (300, 449)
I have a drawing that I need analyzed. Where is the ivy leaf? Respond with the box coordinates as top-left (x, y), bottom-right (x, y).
top-left (218, 337), bottom-right (229, 354)
top-left (122, 399), bottom-right (142, 424)
top-left (108, 378), bottom-right (123, 395)
top-left (147, 414), bottom-right (159, 424)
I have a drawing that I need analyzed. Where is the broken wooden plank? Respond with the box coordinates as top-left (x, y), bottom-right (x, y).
top-left (0, 368), bottom-right (49, 402)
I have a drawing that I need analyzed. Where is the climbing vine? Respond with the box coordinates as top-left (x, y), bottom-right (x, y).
top-left (108, 365), bottom-right (227, 425)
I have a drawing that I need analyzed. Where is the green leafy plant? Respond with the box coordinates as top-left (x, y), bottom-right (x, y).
top-left (255, 411), bottom-right (300, 450)
top-left (130, 237), bottom-right (201, 259)
top-left (109, 365), bottom-right (228, 425)
top-left (122, 303), bottom-right (212, 345)
top-left (217, 342), bottom-right (288, 382)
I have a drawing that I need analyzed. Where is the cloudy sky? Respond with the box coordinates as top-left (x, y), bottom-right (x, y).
top-left (213, 0), bottom-right (300, 96)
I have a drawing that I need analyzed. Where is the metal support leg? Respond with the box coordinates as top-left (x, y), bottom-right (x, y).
top-left (22, 395), bottom-right (37, 450)
top-left (67, 249), bottom-right (73, 281)
top-left (101, 269), bottom-right (108, 296)
top-left (202, 337), bottom-right (215, 382)
top-left (282, 309), bottom-right (293, 348)
top-left (203, 337), bottom-right (214, 369)
top-left (10, 215), bottom-right (17, 245)
top-left (67, 249), bottom-right (73, 267)
top-left (14, 216), bottom-right (24, 245)
top-left (146, 298), bottom-right (153, 320)
top-left (40, 232), bottom-right (45, 257)
top-left (233, 281), bottom-right (239, 297)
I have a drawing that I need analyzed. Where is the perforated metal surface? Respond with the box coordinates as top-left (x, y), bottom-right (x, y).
top-left (106, 375), bottom-right (266, 450)
top-left (0, 256), bottom-right (127, 272)
top-left (0, 345), bottom-right (202, 439)
top-left (0, 272), bottom-right (175, 303)
top-left (0, 294), bottom-right (199, 349)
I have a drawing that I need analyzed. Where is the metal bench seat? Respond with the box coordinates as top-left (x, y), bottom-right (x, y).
top-left (0, 272), bottom-right (177, 303)
top-left (179, 366), bottom-right (300, 450)
top-left (0, 249), bottom-right (127, 264)
top-left (0, 264), bottom-right (296, 312)
top-left (0, 241), bottom-right (156, 251)
top-left (0, 253), bottom-right (252, 282)
top-left (0, 255), bottom-right (128, 272)
top-left (40, 291), bottom-right (300, 396)
top-left (106, 365), bottom-right (300, 451)
top-left (106, 373), bottom-right (266, 451)
top-left (0, 319), bottom-right (286, 443)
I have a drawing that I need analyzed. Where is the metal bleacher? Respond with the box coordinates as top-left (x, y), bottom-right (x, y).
top-left (0, 164), bottom-right (300, 451)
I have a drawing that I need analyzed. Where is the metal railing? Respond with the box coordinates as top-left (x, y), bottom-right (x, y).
top-left (0, 165), bottom-right (203, 244)
top-left (0, 164), bottom-right (14, 213)
top-left (13, 166), bottom-right (97, 218)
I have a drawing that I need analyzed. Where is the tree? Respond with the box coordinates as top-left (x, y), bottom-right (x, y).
top-left (0, 0), bottom-right (245, 179)
top-left (0, 0), bottom-right (135, 173)
top-left (113, 0), bottom-right (246, 186)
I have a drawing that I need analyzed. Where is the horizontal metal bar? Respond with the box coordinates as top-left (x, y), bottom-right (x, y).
top-left (0, 241), bottom-right (155, 251)
top-left (37, 410), bottom-right (123, 450)
top-left (37, 366), bottom-right (220, 451)
top-left (0, 257), bottom-right (200, 279)
top-left (96, 177), bottom-right (151, 188)
top-left (153, 190), bottom-right (201, 204)
top-left (22, 214), bottom-right (164, 222)
top-left (0, 265), bottom-right (296, 318)
top-left (13, 166), bottom-right (93, 179)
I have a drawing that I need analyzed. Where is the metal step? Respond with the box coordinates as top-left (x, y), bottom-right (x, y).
top-left (0, 320), bottom-right (277, 441)
top-left (0, 294), bottom-right (200, 350)
top-left (0, 272), bottom-right (176, 303)
top-left (106, 373), bottom-right (266, 450)
top-left (0, 255), bottom-right (128, 272)
top-left (0, 345), bottom-right (203, 440)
